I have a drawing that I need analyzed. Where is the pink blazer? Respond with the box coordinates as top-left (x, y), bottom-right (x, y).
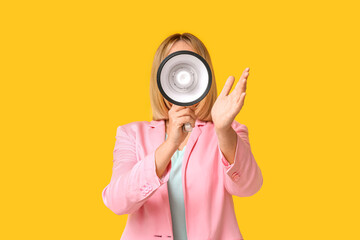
top-left (102, 119), bottom-right (263, 240)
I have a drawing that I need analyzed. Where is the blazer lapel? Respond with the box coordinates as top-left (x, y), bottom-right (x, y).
top-left (148, 119), bottom-right (166, 151)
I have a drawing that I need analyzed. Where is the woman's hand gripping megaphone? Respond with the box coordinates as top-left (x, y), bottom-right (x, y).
top-left (166, 104), bottom-right (197, 147)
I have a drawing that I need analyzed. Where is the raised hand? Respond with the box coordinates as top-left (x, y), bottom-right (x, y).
top-left (211, 67), bottom-right (250, 131)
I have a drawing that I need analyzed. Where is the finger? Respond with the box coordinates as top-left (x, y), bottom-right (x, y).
top-left (240, 75), bottom-right (247, 94)
top-left (184, 107), bottom-right (197, 120)
top-left (234, 67), bottom-right (250, 93)
top-left (237, 92), bottom-right (246, 107)
top-left (176, 107), bottom-right (197, 120)
top-left (187, 108), bottom-right (197, 120)
top-left (189, 104), bottom-right (197, 110)
top-left (172, 104), bottom-right (186, 112)
top-left (219, 76), bottom-right (235, 98)
top-left (240, 67), bottom-right (250, 81)
top-left (178, 115), bottom-right (196, 128)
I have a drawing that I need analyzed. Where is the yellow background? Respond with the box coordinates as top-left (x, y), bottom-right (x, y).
top-left (1, 0), bottom-right (359, 239)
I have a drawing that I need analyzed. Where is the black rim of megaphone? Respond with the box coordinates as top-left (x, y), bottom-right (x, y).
top-left (157, 50), bottom-right (212, 107)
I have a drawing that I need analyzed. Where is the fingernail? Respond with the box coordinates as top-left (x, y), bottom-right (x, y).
top-left (245, 67), bottom-right (250, 71)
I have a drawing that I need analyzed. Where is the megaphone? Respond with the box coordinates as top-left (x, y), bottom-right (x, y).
top-left (157, 50), bottom-right (212, 132)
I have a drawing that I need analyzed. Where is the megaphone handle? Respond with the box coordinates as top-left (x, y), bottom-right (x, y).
top-left (183, 122), bottom-right (193, 132)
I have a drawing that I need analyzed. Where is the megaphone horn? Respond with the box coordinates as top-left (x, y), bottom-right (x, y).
top-left (157, 50), bottom-right (212, 132)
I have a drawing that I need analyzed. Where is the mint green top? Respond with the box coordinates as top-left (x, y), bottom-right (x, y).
top-left (165, 132), bottom-right (188, 240)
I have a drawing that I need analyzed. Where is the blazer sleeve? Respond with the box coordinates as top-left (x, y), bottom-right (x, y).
top-left (102, 125), bottom-right (172, 215)
top-left (217, 121), bottom-right (263, 197)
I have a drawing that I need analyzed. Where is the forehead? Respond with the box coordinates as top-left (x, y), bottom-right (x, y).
top-left (168, 40), bottom-right (196, 56)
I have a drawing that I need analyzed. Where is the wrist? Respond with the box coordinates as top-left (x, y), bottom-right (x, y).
top-left (215, 125), bottom-right (232, 134)
top-left (165, 138), bottom-right (180, 151)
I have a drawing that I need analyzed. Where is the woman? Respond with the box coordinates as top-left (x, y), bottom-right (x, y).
top-left (102, 32), bottom-right (263, 240)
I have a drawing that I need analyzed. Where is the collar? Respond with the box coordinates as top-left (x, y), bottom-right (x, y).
top-left (148, 119), bottom-right (207, 128)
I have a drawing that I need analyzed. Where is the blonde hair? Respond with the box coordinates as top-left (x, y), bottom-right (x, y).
top-left (150, 32), bottom-right (218, 122)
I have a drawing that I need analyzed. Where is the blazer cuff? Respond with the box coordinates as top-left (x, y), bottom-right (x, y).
top-left (147, 150), bottom-right (172, 188)
top-left (218, 132), bottom-right (248, 181)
